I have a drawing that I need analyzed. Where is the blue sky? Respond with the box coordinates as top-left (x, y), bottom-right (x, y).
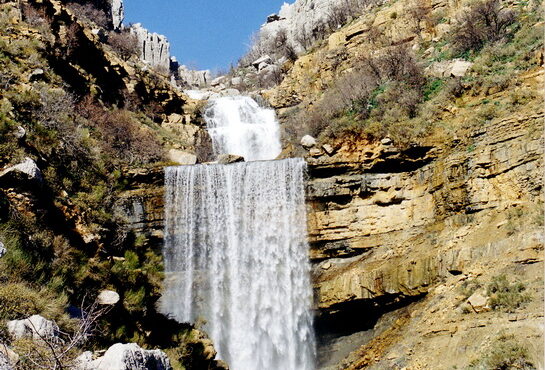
top-left (124, 1), bottom-right (288, 72)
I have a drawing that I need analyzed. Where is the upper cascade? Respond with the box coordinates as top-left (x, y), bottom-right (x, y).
top-left (204, 96), bottom-right (282, 161)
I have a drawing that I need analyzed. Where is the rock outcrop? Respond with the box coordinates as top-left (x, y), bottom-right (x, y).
top-left (130, 23), bottom-right (171, 72)
top-left (77, 343), bottom-right (171, 370)
top-left (172, 61), bottom-right (211, 88)
top-left (0, 157), bottom-right (43, 185)
top-left (110, 0), bottom-right (124, 30)
top-left (7, 315), bottom-right (60, 341)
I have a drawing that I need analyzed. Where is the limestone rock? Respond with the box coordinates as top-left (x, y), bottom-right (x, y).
top-left (381, 137), bottom-right (393, 145)
top-left (322, 144), bottom-right (336, 155)
top-left (267, 13), bottom-right (281, 23)
top-left (110, 0), bottom-right (124, 30)
top-left (217, 154), bottom-right (245, 164)
top-left (13, 126), bottom-right (26, 139)
top-left (231, 77), bottom-right (243, 86)
top-left (7, 315), bottom-right (59, 341)
top-left (0, 242), bottom-right (5, 258)
top-left (168, 150), bottom-right (197, 165)
top-left (252, 55), bottom-right (272, 70)
top-left (427, 59), bottom-right (474, 78)
top-left (97, 290), bottom-right (120, 305)
top-left (130, 24), bottom-right (170, 71)
top-left (257, 0), bottom-right (348, 54)
top-left (211, 76), bottom-right (225, 87)
top-left (309, 148), bottom-right (323, 157)
top-left (28, 68), bottom-right (45, 82)
top-left (449, 60), bottom-right (473, 77)
top-left (467, 292), bottom-right (490, 313)
top-left (300, 135), bottom-right (317, 149)
top-left (79, 343), bottom-right (171, 370)
top-left (0, 157), bottom-right (43, 184)
top-left (0, 348), bottom-right (14, 370)
top-left (175, 63), bottom-right (211, 88)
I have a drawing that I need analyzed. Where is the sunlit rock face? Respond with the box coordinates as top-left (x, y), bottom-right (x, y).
top-left (129, 23), bottom-right (171, 71)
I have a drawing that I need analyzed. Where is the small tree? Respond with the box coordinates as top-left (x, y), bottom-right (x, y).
top-left (452, 0), bottom-right (517, 53)
top-left (108, 30), bottom-right (141, 61)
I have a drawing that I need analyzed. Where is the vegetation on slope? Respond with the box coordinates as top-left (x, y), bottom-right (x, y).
top-left (0, 1), bottom-right (212, 367)
top-left (268, 0), bottom-right (543, 149)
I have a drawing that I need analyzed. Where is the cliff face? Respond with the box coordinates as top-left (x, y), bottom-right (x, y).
top-left (308, 108), bottom-right (543, 369)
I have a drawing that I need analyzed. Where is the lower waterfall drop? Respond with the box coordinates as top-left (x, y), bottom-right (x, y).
top-left (162, 159), bottom-right (316, 370)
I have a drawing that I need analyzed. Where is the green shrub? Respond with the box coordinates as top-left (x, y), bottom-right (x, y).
top-left (469, 334), bottom-right (535, 369)
top-left (486, 275), bottom-right (530, 312)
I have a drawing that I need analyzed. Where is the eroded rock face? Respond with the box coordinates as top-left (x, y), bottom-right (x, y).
top-left (175, 63), bottom-right (211, 88)
top-left (110, 0), bottom-right (124, 30)
top-left (258, 0), bottom-right (357, 54)
top-left (309, 111), bottom-right (543, 311)
top-left (130, 24), bottom-right (170, 72)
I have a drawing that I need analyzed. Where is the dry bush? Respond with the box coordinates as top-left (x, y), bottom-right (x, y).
top-left (81, 103), bottom-right (164, 165)
top-left (407, 0), bottom-right (432, 35)
top-left (108, 30), bottom-right (140, 61)
top-left (66, 2), bottom-right (109, 29)
top-left (284, 44), bottom-right (426, 144)
top-left (374, 45), bottom-right (425, 88)
top-left (452, 0), bottom-right (517, 53)
top-left (274, 28), bottom-right (297, 62)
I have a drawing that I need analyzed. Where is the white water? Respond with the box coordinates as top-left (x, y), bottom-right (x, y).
top-left (204, 96), bottom-right (282, 161)
top-left (162, 159), bottom-right (315, 370)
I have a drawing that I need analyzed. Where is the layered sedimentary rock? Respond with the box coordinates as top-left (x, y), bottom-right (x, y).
top-left (130, 23), bottom-right (171, 72)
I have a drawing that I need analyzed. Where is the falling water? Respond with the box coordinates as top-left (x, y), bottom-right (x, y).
top-left (162, 95), bottom-right (314, 369)
top-left (162, 159), bottom-right (315, 369)
top-left (204, 96), bottom-right (282, 161)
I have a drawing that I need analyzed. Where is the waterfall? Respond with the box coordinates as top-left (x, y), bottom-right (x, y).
top-left (204, 96), bottom-right (282, 161)
top-left (162, 96), bottom-right (315, 369)
top-left (163, 160), bottom-right (315, 370)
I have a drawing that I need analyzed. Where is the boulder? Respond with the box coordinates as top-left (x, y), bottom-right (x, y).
top-left (0, 350), bottom-right (13, 370)
top-left (28, 68), bottom-right (45, 82)
top-left (309, 148), bottom-right (323, 157)
top-left (79, 343), bottom-right (171, 370)
top-left (381, 137), bottom-right (393, 145)
top-left (267, 13), bottom-right (281, 23)
top-left (449, 60), bottom-right (473, 77)
top-left (322, 144), bottom-right (337, 155)
top-left (217, 154), bottom-right (245, 164)
top-left (13, 126), bottom-right (25, 139)
top-left (230, 77), bottom-right (243, 86)
top-left (97, 290), bottom-right (120, 305)
top-left (0, 242), bottom-right (5, 258)
top-left (7, 315), bottom-right (59, 341)
top-left (177, 65), bottom-right (211, 88)
top-left (0, 157), bottom-right (43, 184)
top-left (210, 76), bottom-right (225, 87)
top-left (300, 135), bottom-right (317, 149)
top-left (168, 150), bottom-right (197, 165)
top-left (252, 55), bottom-right (272, 70)
top-left (467, 291), bottom-right (490, 313)
top-left (427, 59), bottom-right (473, 78)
